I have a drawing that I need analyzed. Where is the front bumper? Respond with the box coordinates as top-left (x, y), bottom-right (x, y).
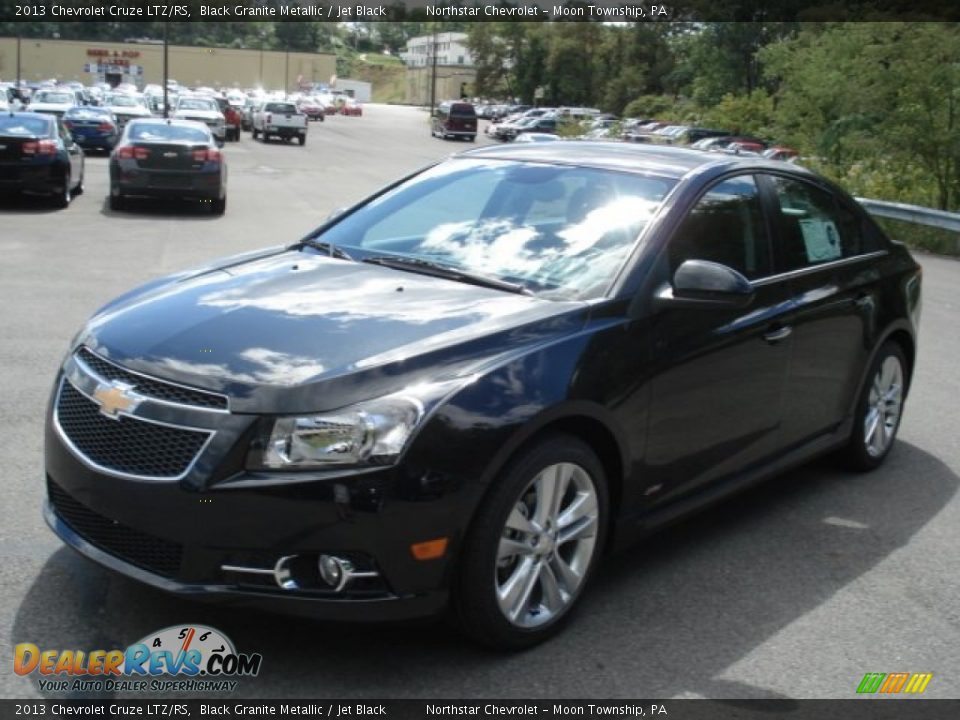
top-left (43, 371), bottom-right (469, 621)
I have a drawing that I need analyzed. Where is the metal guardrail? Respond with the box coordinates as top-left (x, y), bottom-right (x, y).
top-left (856, 197), bottom-right (960, 233)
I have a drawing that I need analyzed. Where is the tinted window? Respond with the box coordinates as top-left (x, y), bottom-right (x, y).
top-left (450, 103), bottom-right (475, 117)
top-left (128, 122), bottom-right (211, 143)
top-left (768, 175), bottom-right (870, 271)
top-left (669, 175), bottom-right (771, 280)
top-left (0, 115), bottom-right (52, 136)
top-left (264, 103), bottom-right (297, 114)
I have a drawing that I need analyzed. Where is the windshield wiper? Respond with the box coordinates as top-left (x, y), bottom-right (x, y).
top-left (298, 238), bottom-right (354, 261)
top-left (362, 256), bottom-right (532, 296)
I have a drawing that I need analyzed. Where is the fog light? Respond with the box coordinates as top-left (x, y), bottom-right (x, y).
top-left (318, 554), bottom-right (344, 589)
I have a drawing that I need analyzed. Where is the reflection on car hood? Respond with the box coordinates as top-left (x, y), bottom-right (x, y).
top-left (79, 251), bottom-right (587, 413)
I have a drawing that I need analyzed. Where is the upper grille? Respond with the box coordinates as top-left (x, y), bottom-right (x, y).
top-left (47, 477), bottom-right (183, 578)
top-left (77, 347), bottom-right (227, 410)
top-left (56, 379), bottom-right (210, 479)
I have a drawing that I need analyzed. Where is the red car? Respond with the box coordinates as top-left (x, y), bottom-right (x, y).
top-left (339, 100), bottom-right (363, 117)
top-left (297, 99), bottom-right (326, 122)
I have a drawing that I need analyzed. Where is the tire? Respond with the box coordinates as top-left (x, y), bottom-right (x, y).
top-left (53, 172), bottom-right (71, 209)
top-left (298, 135), bottom-right (306, 146)
top-left (74, 167), bottom-right (84, 196)
top-left (454, 434), bottom-right (609, 650)
top-left (841, 341), bottom-right (908, 472)
top-left (252, 127), bottom-right (259, 140)
top-left (109, 192), bottom-right (125, 212)
top-left (468, 135), bottom-right (476, 142)
top-left (211, 195), bottom-right (226, 216)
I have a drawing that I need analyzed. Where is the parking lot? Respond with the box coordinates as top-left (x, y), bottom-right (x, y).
top-left (1, 103), bottom-right (958, 699)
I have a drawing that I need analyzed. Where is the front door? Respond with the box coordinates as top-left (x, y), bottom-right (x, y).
top-left (643, 174), bottom-right (793, 506)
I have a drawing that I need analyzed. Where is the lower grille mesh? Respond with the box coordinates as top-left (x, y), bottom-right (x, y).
top-left (47, 478), bottom-right (183, 578)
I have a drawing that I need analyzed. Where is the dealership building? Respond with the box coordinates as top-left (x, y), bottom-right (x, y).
top-left (0, 37), bottom-right (336, 90)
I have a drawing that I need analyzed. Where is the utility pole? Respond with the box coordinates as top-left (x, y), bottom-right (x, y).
top-left (162, 23), bottom-right (169, 118)
top-left (429, 26), bottom-right (438, 116)
top-left (16, 33), bottom-right (21, 97)
top-left (284, 50), bottom-right (289, 95)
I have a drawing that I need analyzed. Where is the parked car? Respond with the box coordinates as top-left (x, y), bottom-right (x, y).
top-left (512, 132), bottom-right (560, 143)
top-left (339, 98), bottom-right (363, 117)
top-left (108, 118), bottom-right (227, 214)
top-left (252, 101), bottom-right (308, 145)
top-left (763, 146), bottom-right (800, 162)
top-left (43, 142), bottom-right (921, 650)
top-left (25, 89), bottom-right (77, 118)
top-left (297, 97), bottom-right (327, 122)
top-left (509, 116), bottom-right (558, 140)
top-left (63, 106), bottom-right (119, 152)
top-left (173, 95), bottom-right (226, 145)
top-left (431, 101), bottom-right (477, 141)
top-left (0, 111), bottom-right (84, 207)
top-left (103, 93), bottom-right (152, 132)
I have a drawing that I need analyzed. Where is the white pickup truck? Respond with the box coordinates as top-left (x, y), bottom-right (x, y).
top-left (252, 101), bottom-right (308, 146)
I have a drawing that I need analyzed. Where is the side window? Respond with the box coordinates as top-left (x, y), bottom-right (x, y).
top-left (669, 175), bottom-right (771, 280)
top-left (768, 175), bottom-right (869, 271)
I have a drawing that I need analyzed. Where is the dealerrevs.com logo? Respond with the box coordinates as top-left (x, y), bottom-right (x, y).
top-left (14, 624), bottom-right (262, 693)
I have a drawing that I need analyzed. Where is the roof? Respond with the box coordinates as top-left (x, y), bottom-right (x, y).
top-left (459, 141), bottom-right (812, 181)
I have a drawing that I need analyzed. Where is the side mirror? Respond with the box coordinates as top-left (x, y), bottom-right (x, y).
top-left (655, 259), bottom-right (755, 309)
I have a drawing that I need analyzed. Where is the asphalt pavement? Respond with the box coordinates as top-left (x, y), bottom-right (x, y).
top-left (1, 105), bottom-right (958, 699)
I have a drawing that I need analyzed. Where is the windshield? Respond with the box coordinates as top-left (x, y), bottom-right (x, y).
top-left (108, 96), bottom-right (143, 108)
top-left (317, 159), bottom-right (674, 300)
top-left (127, 122), bottom-right (211, 143)
top-left (0, 115), bottom-right (52, 136)
top-left (35, 92), bottom-right (74, 104)
top-left (178, 98), bottom-right (217, 111)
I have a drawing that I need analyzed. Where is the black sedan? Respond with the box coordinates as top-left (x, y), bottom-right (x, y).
top-left (0, 111), bottom-right (84, 207)
top-left (108, 119), bottom-right (227, 214)
top-left (44, 143), bottom-right (920, 648)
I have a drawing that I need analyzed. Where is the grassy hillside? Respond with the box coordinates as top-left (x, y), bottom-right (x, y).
top-left (337, 51), bottom-right (406, 104)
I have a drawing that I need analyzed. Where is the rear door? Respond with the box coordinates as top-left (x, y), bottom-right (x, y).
top-left (644, 174), bottom-right (793, 506)
top-left (758, 173), bottom-right (885, 449)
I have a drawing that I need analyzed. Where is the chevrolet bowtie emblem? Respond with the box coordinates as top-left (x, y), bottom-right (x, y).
top-left (92, 381), bottom-right (140, 419)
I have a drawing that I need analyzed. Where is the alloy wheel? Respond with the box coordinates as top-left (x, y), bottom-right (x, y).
top-left (495, 462), bottom-right (599, 628)
top-left (864, 355), bottom-right (903, 458)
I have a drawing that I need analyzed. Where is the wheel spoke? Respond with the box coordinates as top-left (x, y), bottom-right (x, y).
top-left (559, 514), bottom-right (598, 546)
top-left (533, 466), bottom-right (560, 527)
top-left (505, 505), bottom-right (536, 535)
top-left (539, 562), bottom-right (566, 614)
top-left (498, 556), bottom-right (539, 622)
top-left (864, 407), bottom-right (881, 447)
top-left (550, 554), bottom-right (582, 592)
top-left (558, 490), bottom-right (597, 531)
top-left (498, 536), bottom-right (533, 561)
top-left (880, 358), bottom-right (897, 391)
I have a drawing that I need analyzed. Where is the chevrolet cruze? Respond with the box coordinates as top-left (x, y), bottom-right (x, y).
top-left (44, 143), bottom-right (921, 648)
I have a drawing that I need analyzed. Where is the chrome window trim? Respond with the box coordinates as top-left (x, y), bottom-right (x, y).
top-left (75, 347), bottom-right (230, 414)
top-left (53, 376), bottom-right (215, 483)
top-left (751, 250), bottom-right (889, 288)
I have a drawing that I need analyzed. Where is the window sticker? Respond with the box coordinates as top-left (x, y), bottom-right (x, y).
top-left (798, 218), bottom-right (842, 262)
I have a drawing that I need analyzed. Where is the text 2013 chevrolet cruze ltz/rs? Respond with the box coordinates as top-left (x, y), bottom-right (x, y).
top-left (45, 143), bottom-right (921, 648)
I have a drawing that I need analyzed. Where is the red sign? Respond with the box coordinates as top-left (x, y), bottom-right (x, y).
top-left (86, 49), bottom-right (140, 59)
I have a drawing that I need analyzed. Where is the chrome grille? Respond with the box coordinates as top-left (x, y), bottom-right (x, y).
top-left (77, 348), bottom-right (227, 410)
top-left (55, 379), bottom-right (211, 479)
top-left (47, 477), bottom-right (183, 578)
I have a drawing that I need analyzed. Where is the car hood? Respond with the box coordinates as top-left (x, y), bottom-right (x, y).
top-left (78, 250), bottom-right (588, 413)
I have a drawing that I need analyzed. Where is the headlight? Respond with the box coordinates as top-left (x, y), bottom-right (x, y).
top-left (250, 395), bottom-right (425, 470)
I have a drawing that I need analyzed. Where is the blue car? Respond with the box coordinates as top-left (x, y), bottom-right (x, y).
top-left (0, 112), bottom-right (84, 207)
top-left (63, 106), bottom-right (119, 152)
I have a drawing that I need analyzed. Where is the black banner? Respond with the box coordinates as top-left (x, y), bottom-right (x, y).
top-left (3, 700), bottom-right (960, 720)
top-left (0, 0), bottom-right (958, 23)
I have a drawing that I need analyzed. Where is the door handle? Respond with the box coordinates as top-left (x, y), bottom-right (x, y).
top-left (762, 325), bottom-right (792, 344)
